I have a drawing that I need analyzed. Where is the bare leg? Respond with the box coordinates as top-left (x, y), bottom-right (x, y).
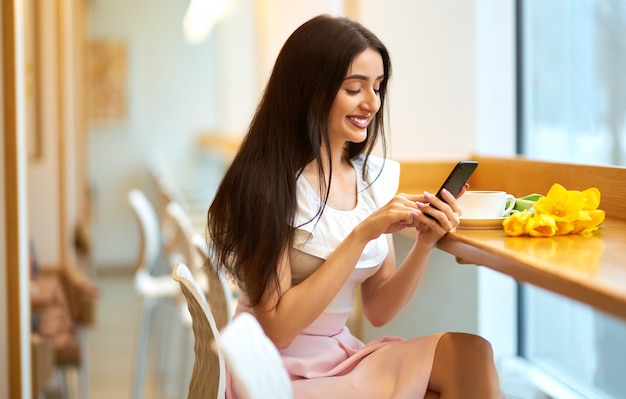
top-left (427, 332), bottom-right (501, 399)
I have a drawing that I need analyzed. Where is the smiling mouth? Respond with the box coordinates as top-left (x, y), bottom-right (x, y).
top-left (349, 116), bottom-right (369, 127)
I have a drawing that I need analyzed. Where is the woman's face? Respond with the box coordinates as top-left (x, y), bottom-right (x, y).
top-left (328, 48), bottom-right (384, 148)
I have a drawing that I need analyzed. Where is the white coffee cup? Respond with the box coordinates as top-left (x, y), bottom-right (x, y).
top-left (458, 190), bottom-right (516, 219)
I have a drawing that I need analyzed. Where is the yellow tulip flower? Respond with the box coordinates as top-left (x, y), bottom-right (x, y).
top-left (534, 183), bottom-right (585, 222)
top-left (525, 213), bottom-right (558, 237)
top-left (502, 210), bottom-right (533, 236)
top-left (502, 183), bottom-right (604, 237)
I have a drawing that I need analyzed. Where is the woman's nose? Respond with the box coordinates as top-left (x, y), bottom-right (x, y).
top-left (362, 90), bottom-right (379, 113)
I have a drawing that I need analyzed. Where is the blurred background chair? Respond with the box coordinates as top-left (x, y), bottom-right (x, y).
top-left (192, 234), bottom-right (235, 330)
top-left (127, 188), bottom-right (180, 399)
top-left (146, 154), bottom-right (208, 250)
top-left (163, 199), bottom-right (204, 397)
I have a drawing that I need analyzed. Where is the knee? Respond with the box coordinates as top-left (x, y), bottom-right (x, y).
top-left (438, 332), bottom-right (495, 365)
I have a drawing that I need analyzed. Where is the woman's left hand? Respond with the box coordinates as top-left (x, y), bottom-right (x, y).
top-left (413, 185), bottom-right (467, 246)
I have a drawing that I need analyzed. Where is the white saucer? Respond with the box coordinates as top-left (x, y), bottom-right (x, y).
top-left (458, 217), bottom-right (505, 230)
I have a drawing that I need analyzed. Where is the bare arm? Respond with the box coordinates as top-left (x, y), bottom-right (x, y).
top-left (361, 188), bottom-right (463, 326)
top-left (252, 193), bottom-right (425, 348)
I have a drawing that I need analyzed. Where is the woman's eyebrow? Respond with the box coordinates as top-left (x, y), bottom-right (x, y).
top-left (344, 74), bottom-right (385, 81)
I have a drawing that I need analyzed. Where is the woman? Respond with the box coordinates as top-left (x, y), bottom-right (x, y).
top-left (207, 14), bottom-right (502, 398)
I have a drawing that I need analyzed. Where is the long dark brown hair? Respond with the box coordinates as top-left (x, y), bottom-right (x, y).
top-left (207, 14), bottom-right (392, 307)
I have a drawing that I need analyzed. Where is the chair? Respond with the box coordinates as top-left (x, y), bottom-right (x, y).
top-left (172, 262), bottom-right (226, 399)
top-left (165, 201), bottom-right (213, 398)
top-left (127, 188), bottom-right (181, 399)
top-left (216, 312), bottom-right (294, 399)
top-left (191, 234), bottom-right (235, 330)
top-left (163, 200), bottom-right (199, 273)
top-left (172, 262), bottom-right (293, 399)
top-left (145, 154), bottom-right (190, 221)
top-left (145, 155), bottom-right (192, 271)
top-left (166, 214), bottom-right (235, 399)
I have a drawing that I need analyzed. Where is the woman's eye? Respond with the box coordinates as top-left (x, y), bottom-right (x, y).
top-left (345, 86), bottom-right (380, 95)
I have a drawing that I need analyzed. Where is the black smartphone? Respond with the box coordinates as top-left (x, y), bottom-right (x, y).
top-left (435, 160), bottom-right (478, 200)
top-left (426, 161), bottom-right (478, 219)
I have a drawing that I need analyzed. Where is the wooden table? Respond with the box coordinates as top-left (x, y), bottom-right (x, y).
top-left (398, 156), bottom-right (626, 321)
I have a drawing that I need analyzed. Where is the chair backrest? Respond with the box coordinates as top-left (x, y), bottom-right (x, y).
top-left (127, 189), bottom-right (160, 274)
top-left (172, 262), bottom-right (226, 399)
top-left (164, 201), bottom-right (198, 272)
top-left (156, 174), bottom-right (189, 243)
top-left (145, 154), bottom-right (189, 222)
top-left (216, 312), bottom-right (293, 399)
top-left (192, 234), bottom-right (234, 330)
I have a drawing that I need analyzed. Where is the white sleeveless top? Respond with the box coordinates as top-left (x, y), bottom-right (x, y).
top-left (290, 155), bottom-right (400, 314)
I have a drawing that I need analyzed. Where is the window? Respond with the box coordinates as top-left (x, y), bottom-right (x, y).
top-left (520, 0), bottom-right (626, 166)
top-left (518, 1), bottom-right (626, 398)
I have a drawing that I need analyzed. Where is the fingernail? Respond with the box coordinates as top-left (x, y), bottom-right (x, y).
top-left (423, 192), bottom-right (433, 200)
top-left (416, 201), bottom-right (425, 209)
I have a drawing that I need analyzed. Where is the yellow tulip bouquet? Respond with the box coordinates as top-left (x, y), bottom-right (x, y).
top-left (502, 183), bottom-right (605, 237)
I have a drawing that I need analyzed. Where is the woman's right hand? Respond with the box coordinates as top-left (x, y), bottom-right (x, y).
top-left (356, 193), bottom-right (424, 241)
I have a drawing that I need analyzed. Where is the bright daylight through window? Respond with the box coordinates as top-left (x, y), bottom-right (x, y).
top-left (519, 1), bottom-right (626, 398)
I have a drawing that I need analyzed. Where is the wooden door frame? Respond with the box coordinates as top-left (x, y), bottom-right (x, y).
top-left (3, 0), bottom-right (32, 397)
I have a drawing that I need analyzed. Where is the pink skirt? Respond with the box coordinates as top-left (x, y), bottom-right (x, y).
top-left (226, 312), bottom-right (444, 399)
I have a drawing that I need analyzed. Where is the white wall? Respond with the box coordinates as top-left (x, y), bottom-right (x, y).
top-left (214, 0), bottom-right (257, 134)
top-left (362, 0), bottom-right (478, 161)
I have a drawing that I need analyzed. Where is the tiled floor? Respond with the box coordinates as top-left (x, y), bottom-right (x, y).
top-left (87, 270), bottom-right (143, 399)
